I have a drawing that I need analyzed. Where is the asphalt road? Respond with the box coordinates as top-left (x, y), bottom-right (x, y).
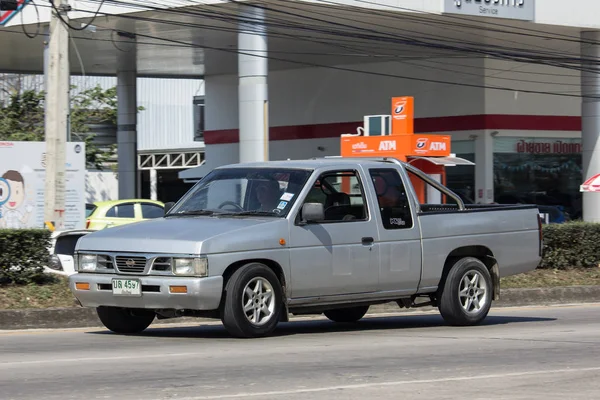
top-left (2, 304), bottom-right (600, 400)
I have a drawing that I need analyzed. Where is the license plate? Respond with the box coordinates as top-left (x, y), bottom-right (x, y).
top-left (112, 279), bottom-right (141, 296)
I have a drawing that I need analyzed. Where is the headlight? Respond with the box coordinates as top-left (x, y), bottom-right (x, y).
top-left (173, 257), bottom-right (208, 277)
top-left (48, 255), bottom-right (63, 271)
top-left (80, 254), bottom-right (97, 272)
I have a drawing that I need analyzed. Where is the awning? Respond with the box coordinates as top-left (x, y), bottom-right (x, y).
top-left (580, 173), bottom-right (600, 192)
top-left (408, 156), bottom-right (475, 166)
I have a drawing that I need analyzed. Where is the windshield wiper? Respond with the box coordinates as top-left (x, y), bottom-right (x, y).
top-left (228, 210), bottom-right (280, 217)
top-left (166, 210), bottom-right (217, 217)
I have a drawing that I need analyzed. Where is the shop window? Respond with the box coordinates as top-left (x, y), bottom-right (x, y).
top-left (494, 137), bottom-right (582, 221)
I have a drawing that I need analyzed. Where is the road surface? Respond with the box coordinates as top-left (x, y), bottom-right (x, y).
top-left (2, 304), bottom-right (600, 399)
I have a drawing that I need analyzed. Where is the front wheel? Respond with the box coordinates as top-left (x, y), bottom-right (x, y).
top-left (324, 305), bottom-right (369, 323)
top-left (96, 306), bottom-right (155, 334)
top-left (437, 257), bottom-right (493, 326)
top-left (221, 263), bottom-right (283, 338)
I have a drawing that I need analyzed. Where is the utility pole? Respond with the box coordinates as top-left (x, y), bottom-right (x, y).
top-left (44, 0), bottom-right (70, 231)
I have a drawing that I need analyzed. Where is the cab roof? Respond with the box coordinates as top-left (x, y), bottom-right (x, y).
top-left (216, 157), bottom-right (403, 171)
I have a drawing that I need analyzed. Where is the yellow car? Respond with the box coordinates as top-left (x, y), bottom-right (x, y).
top-left (85, 199), bottom-right (165, 230)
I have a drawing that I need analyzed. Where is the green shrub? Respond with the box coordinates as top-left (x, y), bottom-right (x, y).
top-left (540, 222), bottom-right (600, 270)
top-left (0, 229), bottom-right (52, 285)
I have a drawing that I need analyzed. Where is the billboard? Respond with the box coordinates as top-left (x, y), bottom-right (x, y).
top-left (0, 141), bottom-right (86, 230)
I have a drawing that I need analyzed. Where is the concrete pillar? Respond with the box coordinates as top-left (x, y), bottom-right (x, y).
top-left (581, 31), bottom-right (600, 222)
top-left (116, 33), bottom-right (138, 199)
top-left (475, 131), bottom-right (495, 204)
top-left (150, 169), bottom-right (157, 201)
top-left (238, 5), bottom-right (269, 163)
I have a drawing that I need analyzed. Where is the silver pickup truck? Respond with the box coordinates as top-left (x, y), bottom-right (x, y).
top-left (69, 157), bottom-right (542, 338)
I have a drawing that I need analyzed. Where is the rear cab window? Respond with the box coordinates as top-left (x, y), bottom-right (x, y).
top-left (368, 168), bottom-right (414, 229)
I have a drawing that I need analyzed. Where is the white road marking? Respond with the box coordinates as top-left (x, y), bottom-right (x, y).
top-left (171, 367), bottom-right (600, 399)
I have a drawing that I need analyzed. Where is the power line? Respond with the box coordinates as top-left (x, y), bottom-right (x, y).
top-left (8, 1), bottom-right (597, 97)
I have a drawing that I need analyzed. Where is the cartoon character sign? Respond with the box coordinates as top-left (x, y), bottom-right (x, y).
top-left (0, 178), bottom-right (10, 218)
top-left (0, 170), bottom-right (33, 229)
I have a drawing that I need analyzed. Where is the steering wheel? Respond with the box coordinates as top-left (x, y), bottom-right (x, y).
top-left (218, 201), bottom-right (244, 211)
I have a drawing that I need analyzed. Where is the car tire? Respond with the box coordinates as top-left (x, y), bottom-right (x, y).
top-left (324, 305), bottom-right (369, 323)
top-left (438, 257), bottom-right (493, 326)
top-left (221, 263), bottom-right (283, 338)
top-left (96, 306), bottom-right (156, 334)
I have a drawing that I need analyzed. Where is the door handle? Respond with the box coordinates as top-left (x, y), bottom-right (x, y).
top-left (362, 237), bottom-right (374, 245)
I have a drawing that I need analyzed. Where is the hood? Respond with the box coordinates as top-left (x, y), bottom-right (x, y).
top-left (76, 216), bottom-right (284, 254)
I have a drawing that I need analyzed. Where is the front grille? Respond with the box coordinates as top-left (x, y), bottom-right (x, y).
top-left (97, 255), bottom-right (114, 269)
top-left (152, 257), bottom-right (172, 271)
top-left (115, 256), bottom-right (147, 273)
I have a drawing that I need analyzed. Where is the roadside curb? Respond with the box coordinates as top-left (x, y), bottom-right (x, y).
top-left (2, 285), bottom-right (600, 331)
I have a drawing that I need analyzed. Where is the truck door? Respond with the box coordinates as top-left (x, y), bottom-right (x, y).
top-left (289, 169), bottom-right (380, 298)
top-left (366, 167), bottom-right (423, 294)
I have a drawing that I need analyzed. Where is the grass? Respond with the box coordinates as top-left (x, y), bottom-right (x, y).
top-left (500, 268), bottom-right (600, 289)
top-left (0, 277), bottom-right (77, 310)
top-left (1, 269), bottom-right (600, 310)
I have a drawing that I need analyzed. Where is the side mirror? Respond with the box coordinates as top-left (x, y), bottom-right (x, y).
top-left (164, 202), bottom-right (175, 215)
top-left (301, 203), bottom-right (324, 224)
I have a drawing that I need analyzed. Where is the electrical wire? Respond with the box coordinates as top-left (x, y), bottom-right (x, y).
top-left (10, 1), bottom-right (599, 97)
top-left (79, 0), bottom-right (600, 76)
top-left (20, 0), bottom-right (40, 39)
top-left (49, 0), bottom-right (105, 31)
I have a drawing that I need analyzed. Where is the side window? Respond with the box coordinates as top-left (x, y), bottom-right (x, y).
top-left (141, 203), bottom-right (164, 219)
top-left (369, 168), bottom-right (413, 230)
top-left (303, 170), bottom-right (367, 223)
top-left (106, 204), bottom-right (135, 218)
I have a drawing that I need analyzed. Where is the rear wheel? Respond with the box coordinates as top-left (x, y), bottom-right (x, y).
top-left (324, 305), bottom-right (369, 323)
top-left (438, 257), bottom-right (493, 326)
top-left (221, 263), bottom-right (283, 338)
top-left (96, 306), bottom-right (155, 334)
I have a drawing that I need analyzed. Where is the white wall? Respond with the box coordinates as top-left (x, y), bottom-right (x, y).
top-left (206, 57), bottom-right (487, 132)
top-left (202, 55), bottom-right (583, 170)
top-left (85, 171), bottom-right (118, 203)
top-left (484, 58), bottom-right (581, 116)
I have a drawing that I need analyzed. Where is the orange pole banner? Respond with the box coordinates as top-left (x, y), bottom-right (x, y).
top-left (391, 96), bottom-right (414, 135)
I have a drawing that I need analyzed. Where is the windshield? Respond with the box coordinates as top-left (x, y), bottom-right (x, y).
top-left (168, 167), bottom-right (313, 217)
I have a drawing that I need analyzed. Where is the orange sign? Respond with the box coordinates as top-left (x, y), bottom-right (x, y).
top-left (409, 135), bottom-right (451, 157)
top-left (341, 136), bottom-right (407, 159)
top-left (340, 134), bottom-right (451, 160)
top-left (391, 96), bottom-right (414, 135)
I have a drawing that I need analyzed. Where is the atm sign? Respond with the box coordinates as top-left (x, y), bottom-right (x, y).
top-left (410, 136), bottom-right (451, 156)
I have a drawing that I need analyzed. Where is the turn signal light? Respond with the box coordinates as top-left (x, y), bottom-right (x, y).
top-left (169, 286), bottom-right (188, 294)
top-left (75, 282), bottom-right (90, 290)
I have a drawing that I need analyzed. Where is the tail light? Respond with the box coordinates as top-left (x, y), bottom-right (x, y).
top-left (86, 219), bottom-right (90, 229)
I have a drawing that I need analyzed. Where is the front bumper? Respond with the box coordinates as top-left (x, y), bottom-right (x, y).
top-left (68, 273), bottom-right (224, 310)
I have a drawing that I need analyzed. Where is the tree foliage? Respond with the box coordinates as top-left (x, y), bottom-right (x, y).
top-left (0, 84), bottom-right (135, 170)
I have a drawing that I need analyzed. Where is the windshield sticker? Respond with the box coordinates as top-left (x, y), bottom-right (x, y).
top-left (280, 192), bottom-right (294, 201)
top-left (277, 201), bottom-right (288, 210)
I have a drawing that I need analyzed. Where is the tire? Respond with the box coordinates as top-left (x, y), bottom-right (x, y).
top-left (438, 257), bottom-right (493, 326)
top-left (324, 305), bottom-right (369, 323)
top-left (96, 306), bottom-right (155, 334)
top-left (221, 263), bottom-right (283, 338)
